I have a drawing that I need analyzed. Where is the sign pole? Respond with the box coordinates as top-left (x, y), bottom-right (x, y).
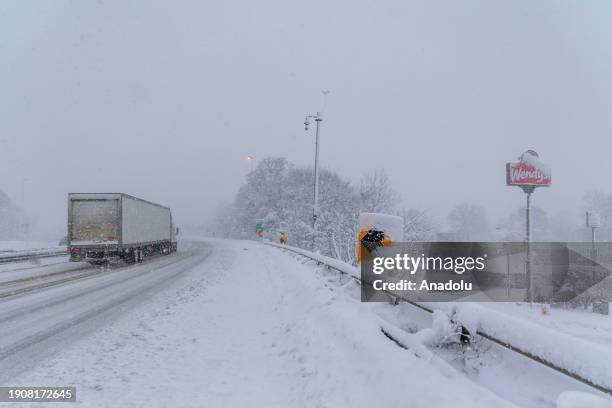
top-left (525, 188), bottom-right (533, 303)
top-left (506, 150), bottom-right (551, 304)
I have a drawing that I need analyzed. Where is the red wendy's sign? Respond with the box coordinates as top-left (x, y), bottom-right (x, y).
top-left (506, 150), bottom-right (551, 187)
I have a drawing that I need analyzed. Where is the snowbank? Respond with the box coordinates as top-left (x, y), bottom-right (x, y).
top-left (10, 239), bottom-right (517, 407)
top-left (557, 391), bottom-right (612, 408)
top-left (266, 241), bottom-right (360, 279)
top-left (268, 242), bottom-right (612, 394)
top-left (427, 302), bottom-right (612, 392)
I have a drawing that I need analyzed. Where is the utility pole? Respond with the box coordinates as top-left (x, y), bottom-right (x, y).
top-left (304, 112), bottom-right (323, 249)
top-left (21, 178), bottom-right (29, 235)
top-left (586, 211), bottom-right (600, 283)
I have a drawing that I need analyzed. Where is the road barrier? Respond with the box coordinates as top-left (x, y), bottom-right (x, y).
top-left (0, 250), bottom-right (68, 265)
top-left (265, 241), bottom-right (612, 396)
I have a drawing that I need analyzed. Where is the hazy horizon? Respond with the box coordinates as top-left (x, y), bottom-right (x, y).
top-left (3, 1), bottom-right (612, 238)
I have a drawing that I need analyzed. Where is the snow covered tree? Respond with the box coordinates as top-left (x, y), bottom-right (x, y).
top-left (221, 158), bottom-right (436, 264)
top-left (495, 206), bottom-right (549, 242)
top-left (228, 157), bottom-right (361, 263)
top-left (311, 168), bottom-right (360, 262)
top-left (359, 170), bottom-right (399, 213)
top-left (447, 203), bottom-right (489, 241)
top-left (397, 208), bottom-right (436, 241)
top-left (233, 157), bottom-right (292, 240)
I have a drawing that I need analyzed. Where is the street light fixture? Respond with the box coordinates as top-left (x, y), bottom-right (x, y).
top-left (20, 178), bottom-right (29, 235)
top-left (21, 178), bottom-right (29, 208)
top-left (245, 155), bottom-right (254, 172)
top-left (304, 112), bottom-right (323, 249)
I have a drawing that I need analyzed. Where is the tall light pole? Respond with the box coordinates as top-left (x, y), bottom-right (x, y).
top-left (21, 178), bottom-right (29, 208)
top-left (304, 112), bottom-right (323, 249)
top-left (20, 178), bottom-right (29, 235)
top-left (245, 155), bottom-right (255, 172)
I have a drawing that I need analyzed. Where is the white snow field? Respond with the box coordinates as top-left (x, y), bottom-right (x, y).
top-left (2, 238), bottom-right (611, 407)
top-left (0, 238), bottom-right (524, 408)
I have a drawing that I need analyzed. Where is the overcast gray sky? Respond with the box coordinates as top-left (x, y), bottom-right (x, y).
top-left (2, 1), bottom-right (612, 237)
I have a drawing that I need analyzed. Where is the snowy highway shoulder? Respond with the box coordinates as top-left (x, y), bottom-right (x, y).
top-left (10, 238), bottom-right (515, 408)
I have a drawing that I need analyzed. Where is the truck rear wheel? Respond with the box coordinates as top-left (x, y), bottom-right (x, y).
top-left (133, 249), bottom-right (143, 263)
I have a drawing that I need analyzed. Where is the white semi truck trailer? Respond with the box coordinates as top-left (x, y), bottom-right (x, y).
top-left (68, 193), bottom-right (178, 264)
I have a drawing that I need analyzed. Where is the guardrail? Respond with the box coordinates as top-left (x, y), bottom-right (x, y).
top-left (265, 241), bottom-right (612, 396)
top-left (0, 250), bottom-right (68, 265)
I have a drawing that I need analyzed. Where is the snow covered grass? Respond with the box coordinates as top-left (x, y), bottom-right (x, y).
top-left (557, 391), bottom-right (612, 408)
top-left (479, 302), bottom-right (612, 345)
top-left (423, 301), bottom-right (612, 392)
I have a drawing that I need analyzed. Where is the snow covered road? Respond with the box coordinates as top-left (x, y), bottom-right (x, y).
top-left (0, 242), bottom-right (210, 384)
top-left (2, 238), bottom-right (521, 407)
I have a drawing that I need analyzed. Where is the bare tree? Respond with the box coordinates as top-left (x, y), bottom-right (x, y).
top-left (447, 203), bottom-right (489, 241)
top-left (495, 205), bottom-right (549, 242)
top-left (583, 191), bottom-right (612, 241)
top-left (359, 170), bottom-right (399, 214)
